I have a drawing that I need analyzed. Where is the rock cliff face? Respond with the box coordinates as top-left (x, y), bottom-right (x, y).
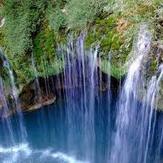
top-left (18, 67), bottom-right (119, 113)
top-left (141, 7), bottom-right (163, 111)
top-left (147, 42), bottom-right (163, 111)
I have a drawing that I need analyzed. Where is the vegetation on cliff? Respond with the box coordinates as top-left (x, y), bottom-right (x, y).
top-left (0, 0), bottom-right (162, 86)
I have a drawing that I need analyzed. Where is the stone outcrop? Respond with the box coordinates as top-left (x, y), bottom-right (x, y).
top-left (136, 41), bottom-right (163, 111)
top-left (18, 67), bottom-right (118, 113)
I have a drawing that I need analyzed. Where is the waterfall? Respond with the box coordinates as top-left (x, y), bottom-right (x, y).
top-left (1, 25), bottom-right (163, 162)
top-left (0, 34), bottom-right (112, 162)
top-left (57, 34), bottom-right (101, 162)
top-left (141, 64), bottom-right (163, 163)
top-left (0, 50), bottom-right (30, 163)
top-left (3, 56), bottom-right (27, 143)
top-left (110, 24), bottom-right (163, 163)
top-left (0, 49), bottom-right (26, 142)
top-left (31, 52), bottom-right (42, 101)
top-left (0, 77), bottom-right (15, 146)
top-left (110, 25), bottom-right (152, 163)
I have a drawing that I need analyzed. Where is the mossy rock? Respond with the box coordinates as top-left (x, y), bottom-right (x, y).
top-left (84, 13), bottom-right (133, 79)
top-left (85, 14), bottom-right (122, 52)
top-left (32, 24), bottom-right (65, 80)
top-left (0, 27), bottom-right (4, 47)
top-left (98, 59), bottom-right (126, 79)
top-left (7, 24), bottom-right (65, 87)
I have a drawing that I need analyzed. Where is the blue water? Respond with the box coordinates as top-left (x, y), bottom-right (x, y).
top-left (0, 88), bottom-right (163, 163)
top-left (0, 88), bottom-right (115, 163)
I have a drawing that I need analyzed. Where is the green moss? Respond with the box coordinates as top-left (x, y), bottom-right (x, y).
top-left (55, 30), bottom-right (67, 45)
top-left (34, 25), bottom-right (55, 57)
top-left (33, 25), bottom-right (64, 78)
top-left (149, 58), bottom-right (157, 76)
top-left (0, 28), bottom-right (4, 47)
top-left (85, 15), bottom-right (120, 50)
top-left (3, 0), bottom-right (46, 55)
top-left (65, 0), bottom-right (107, 29)
top-left (85, 13), bottom-right (131, 78)
top-left (46, 4), bottom-right (66, 32)
top-left (99, 59), bottom-right (126, 79)
top-left (85, 1), bottom-right (160, 79)
top-left (5, 24), bottom-right (65, 86)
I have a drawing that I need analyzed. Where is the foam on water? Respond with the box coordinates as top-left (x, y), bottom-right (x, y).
top-left (0, 144), bottom-right (89, 163)
top-left (0, 143), bottom-right (31, 163)
top-left (0, 143), bottom-right (31, 154)
top-left (50, 152), bottom-right (89, 163)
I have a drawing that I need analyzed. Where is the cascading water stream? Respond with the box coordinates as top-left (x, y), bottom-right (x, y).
top-left (0, 77), bottom-right (15, 146)
top-left (0, 35), bottom-right (108, 163)
top-left (110, 25), bottom-right (152, 163)
top-left (0, 34), bottom-right (112, 163)
top-left (141, 64), bottom-right (163, 163)
top-left (57, 34), bottom-right (102, 162)
top-left (110, 24), bottom-right (163, 163)
top-left (0, 49), bottom-right (27, 142)
top-left (3, 57), bottom-right (27, 143)
top-left (31, 52), bottom-right (42, 102)
top-left (0, 50), bottom-right (30, 163)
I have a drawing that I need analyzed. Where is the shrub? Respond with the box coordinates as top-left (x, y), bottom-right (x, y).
top-left (46, 3), bottom-right (66, 32)
top-left (2, 0), bottom-right (46, 55)
top-left (65, 0), bottom-right (107, 29)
